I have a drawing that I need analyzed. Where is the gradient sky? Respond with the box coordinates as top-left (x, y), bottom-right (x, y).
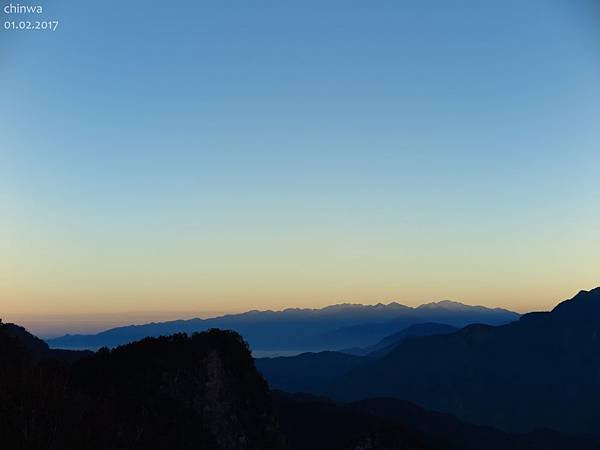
top-left (1, 0), bottom-right (599, 333)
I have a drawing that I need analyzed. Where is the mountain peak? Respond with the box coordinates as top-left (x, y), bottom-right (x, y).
top-left (320, 302), bottom-right (410, 311)
top-left (576, 286), bottom-right (600, 297)
top-left (551, 286), bottom-right (600, 318)
top-left (417, 300), bottom-right (471, 310)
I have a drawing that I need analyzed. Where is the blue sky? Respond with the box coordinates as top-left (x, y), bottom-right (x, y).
top-left (1, 0), bottom-right (599, 330)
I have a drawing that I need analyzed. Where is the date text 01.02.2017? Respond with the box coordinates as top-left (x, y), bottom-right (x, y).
top-left (4, 20), bottom-right (59, 31)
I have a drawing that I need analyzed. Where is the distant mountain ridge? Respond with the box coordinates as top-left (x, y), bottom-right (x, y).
top-left (342, 322), bottom-right (458, 357)
top-left (46, 301), bottom-right (519, 352)
top-left (256, 323), bottom-right (459, 393)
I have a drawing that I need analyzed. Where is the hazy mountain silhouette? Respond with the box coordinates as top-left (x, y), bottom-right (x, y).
top-left (341, 322), bottom-right (458, 356)
top-left (47, 301), bottom-right (518, 352)
top-left (274, 392), bottom-right (600, 450)
top-left (324, 287), bottom-right (600, 435)
top-left (256, 323), bottom-right (458, 393)
top-left (0, 321), bottom-right (286, 450)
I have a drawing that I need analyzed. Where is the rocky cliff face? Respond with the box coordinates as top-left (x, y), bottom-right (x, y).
top-left (0, 323), bottom-right (286, 450)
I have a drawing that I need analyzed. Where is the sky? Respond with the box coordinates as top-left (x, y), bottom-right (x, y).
top-left (1, 0), bottom-right (599, 335)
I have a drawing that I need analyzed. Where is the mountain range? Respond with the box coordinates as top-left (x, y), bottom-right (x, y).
top-left (258, 287), bottom-right (600, 436)
top-left (46, 300), bottom-right (518, 353)
top-left (3, 314), bottom-right (599, 450)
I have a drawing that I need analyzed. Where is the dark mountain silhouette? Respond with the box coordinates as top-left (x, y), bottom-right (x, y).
top-left (274, 392), bottom-right (438, 450)
top-left (256, 351), bottom-right (370, 393)
top-left (256, 323), bottom-right (458, 392)
top-left (273, 392), bottom-right (600, 450)
top-left (0, 321), bottom-right (286, 450)
top-left (47, 301), bottom-right (518, 353)
top-left (325, 287), bottom-right (600, 435)
top-left (342, 322), bottom-right (458, 357)
top-left (2, 322), bottom-right (93, 362)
